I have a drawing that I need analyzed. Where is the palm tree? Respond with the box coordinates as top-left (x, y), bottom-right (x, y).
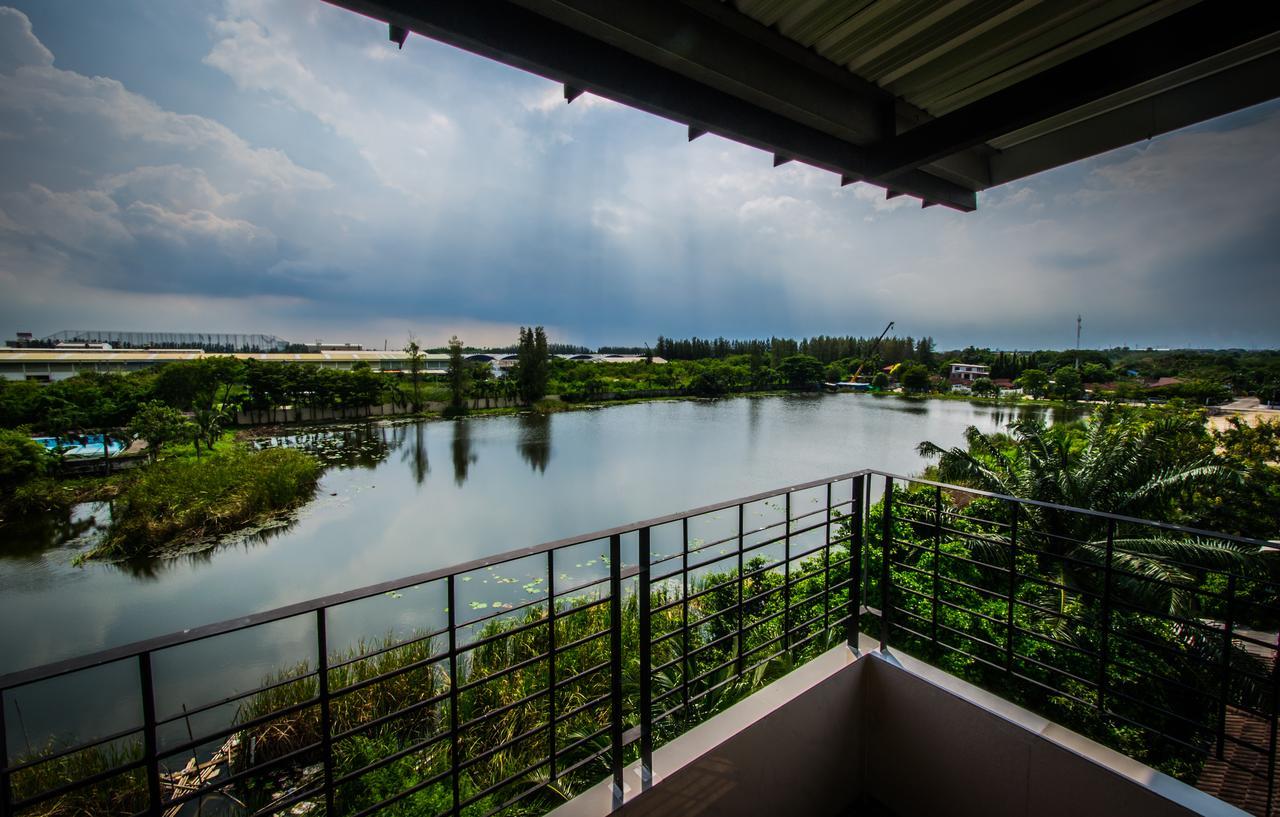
top-left (916, 407), bottom-right (1262, 618)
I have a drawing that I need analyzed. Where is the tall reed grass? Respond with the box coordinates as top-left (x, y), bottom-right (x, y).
top-left (84, 446), bottom-right (320, 560)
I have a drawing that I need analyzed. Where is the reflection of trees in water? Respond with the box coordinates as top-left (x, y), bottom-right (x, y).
top-left (517, 413), bottom-right (552, 473)
top-left (746, 397), bottom-right (762, 440)
top-left (400, 423), bottom-right (429, 485)
top-left (0, 503), bottom-right (106, 561)
top-left (112, 514), bottom-right (301, 581)
top-left (452, 420), bottom-right (477, 486)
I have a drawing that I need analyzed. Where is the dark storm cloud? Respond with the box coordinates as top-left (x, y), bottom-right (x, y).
top-left (0, 1), bottom-right (1277, 349)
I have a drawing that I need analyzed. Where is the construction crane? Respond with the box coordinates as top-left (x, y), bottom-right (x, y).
top-left (847, 321), bottom-right (895, 390)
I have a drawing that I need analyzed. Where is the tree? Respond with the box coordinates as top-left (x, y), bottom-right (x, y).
top-left (970, 377), bottom-right (999, 397)
top-left (899, 364), bottom-right (933, 394)
top-left (1016, 368), bottom-right (1049, 398)
top-left (779, 354), bottom-right (823, 388)
top-left (0, 429), bottom-right (50, 487)
top-left (1081, 362), bottom-right (1112, 384)
top-left (1052, 365), bottom-right (1084, 400)
top-left (128, 401), bottom-right (191, 463)
top-left (871, 372), bottom-right (890, 390)
top-left (515, 327), bottom-right (550, 404)
top-left (446, 336), bottom-right (471, 414)
top-left (917, 407), bottom-right (1258, 617)
top-left (404, 335), bottom-right (426, 411)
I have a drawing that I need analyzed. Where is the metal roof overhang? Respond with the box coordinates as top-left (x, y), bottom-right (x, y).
top-left (325, 0), bottom-right (1280, 212)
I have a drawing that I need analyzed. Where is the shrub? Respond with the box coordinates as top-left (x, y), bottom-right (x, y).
top-left (0, 428), bottom-right (50, 487)
top-left (85, 446), bottom-right (321, 559)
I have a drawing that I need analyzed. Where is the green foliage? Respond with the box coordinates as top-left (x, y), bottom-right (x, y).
top-left (1081, 362), bottom-right (1112, 383)
top-left (871, 371), bottom-right (890, 390)
top-left (515, 326), bottom-right (551, 404)
top-left (127, 400), bottom-right (191, 463)
top-left (0, 428), bottom-right (50, 487)
top-left (1051, 366), bottom-right (1083, 400)
top-left (778, 354), bottom-right (824, 387)
top-left (916, 406), bottom-right (1264, 616)
top-left (404, 336), bottom-right (426, 411)
top-left (899, 363), bottom-right (933, 394)
top-left (446, 335), bottom-right (471, 411)
top-left (84, 446), bottom-right (320, 559)
top-left (1016, 368), bottom-right (1049, 398)
top-left (969, 377), bottom-right (998, 397)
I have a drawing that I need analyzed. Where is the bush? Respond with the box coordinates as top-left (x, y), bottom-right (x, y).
top-left (0, 428), bottom-right (50, 487)
top-left (86, 446), bottom-right (321, 559)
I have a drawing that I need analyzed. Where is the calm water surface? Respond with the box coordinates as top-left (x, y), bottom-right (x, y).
top-left (0, 394), bottom-right (1077, 677)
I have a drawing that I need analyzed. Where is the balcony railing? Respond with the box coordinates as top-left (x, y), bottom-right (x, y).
top-left (0, 470), bottom-right (1275, 817)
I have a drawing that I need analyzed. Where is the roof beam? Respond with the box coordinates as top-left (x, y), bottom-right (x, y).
top-left (988, 47), bottom-right (1280, 186)
top-left (325, 0), bottom-right (978, 210)
top-left (864, 3), bottom-right (1280, 180)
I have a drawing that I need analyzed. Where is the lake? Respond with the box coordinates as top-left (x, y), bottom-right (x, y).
top-left (0, 393), bottom-right (1076, 678)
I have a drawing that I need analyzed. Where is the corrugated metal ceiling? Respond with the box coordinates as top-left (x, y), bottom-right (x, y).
top-left (731, 0), bottom-right (1199, 117)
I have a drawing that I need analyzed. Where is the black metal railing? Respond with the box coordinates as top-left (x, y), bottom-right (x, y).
top-left (0, 471), bottom-right (864, 817)
top-left (871, 473), bottom-right (1278, 817)
top-left (1, 470), bottom-right (1275, 817)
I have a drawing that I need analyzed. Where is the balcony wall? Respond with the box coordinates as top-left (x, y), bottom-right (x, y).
top-left (551, 637), bottom-right (1245, 817)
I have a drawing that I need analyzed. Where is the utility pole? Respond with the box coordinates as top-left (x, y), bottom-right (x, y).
top-left (1075, 314), bottom-right (1082, 370)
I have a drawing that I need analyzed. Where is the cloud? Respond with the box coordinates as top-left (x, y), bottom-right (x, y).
top-left (0, 1), bottom-right (1277, 350)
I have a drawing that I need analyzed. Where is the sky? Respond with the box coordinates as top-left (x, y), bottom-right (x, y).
top-left (0, 1), bottom-right (1277, 352)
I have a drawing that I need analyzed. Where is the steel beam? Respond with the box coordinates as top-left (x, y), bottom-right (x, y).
top-left (988, 47), bottom-right (1280, 186)
top-left (864, 3), bottom-right (1280, 180)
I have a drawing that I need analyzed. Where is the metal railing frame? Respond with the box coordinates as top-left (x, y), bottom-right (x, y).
top-left (1, 468), bottom-right (1276, 817)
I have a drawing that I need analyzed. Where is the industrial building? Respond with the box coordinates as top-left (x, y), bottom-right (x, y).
top-left (0, 348), bottom-right (450, 382)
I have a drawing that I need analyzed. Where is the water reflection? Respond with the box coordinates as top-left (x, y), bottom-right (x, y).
top-left (451, 420), bottom-right (476, 486)
top-left (401, 422), bottom-right (429, 485)
top-left (517, 413), bottom-right (552, 473)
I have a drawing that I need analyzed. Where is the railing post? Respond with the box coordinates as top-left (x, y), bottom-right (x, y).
top-left (639, 526), bottom-right (653, 773)
top-left (1266, 638), bottom-right (1277, 817)
top-left (139, 653), bottom-right (162, 817)
top-left (823, 481), bottom-right (832, 636)
top-left (783, 491), bottom-right (792, 652)
top-left (1006, 503), bottom-right (1018, 676)
top-left (735, 503), bottom-right (745, 677)
top-left (316, 609), bottom-right (335, 816)
top-left (848, 474), bottom-right (865, 647)
top-left (862, 476), bottom-right (873, 628)
top-left (447, 575), bottom-right (461, 816)
top-left (681, 517), bottom-right (690, 721)
top-left (880, 476), bottom-right (894, 651)
top-left (1097, 519), bottom-right (1116, 714)
top-left (0, 690), bottom-right (10, 817)
top-left (1217, 574), bottom-right (1237, 761)
top-left (931, 485), bottom-right (942, 646)
top-left (608, 533), bottom-right (624, 797)
top-left (546, 550), bottom-right (557, 781)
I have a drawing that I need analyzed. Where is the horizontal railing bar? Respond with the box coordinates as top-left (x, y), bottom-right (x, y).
top-left (457, 687), bottom-right (548, 734)
top-left (347, 767), bottom-right (451, 817)
top-left (9, 755), bottom-right (146, 809)
top-left (3, 723), bottom-right (143, 775)
top-left (331, 690), bottom-right (451, 742)
top-left (157, 668), bottom-right (321, 728)
top-left (555, 659), bottom-right (612, 691)
top-left (331, 652), bottom-right (447, 701)
top-left (878, 470), bottom-right (1276, 550)
top-left (328, 627), bottom-right (446, 672)
top-left (332, 729), bottom-right (450, 786)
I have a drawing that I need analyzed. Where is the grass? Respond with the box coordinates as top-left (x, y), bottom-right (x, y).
top-left (78, 445), bottom-right (321, 561)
